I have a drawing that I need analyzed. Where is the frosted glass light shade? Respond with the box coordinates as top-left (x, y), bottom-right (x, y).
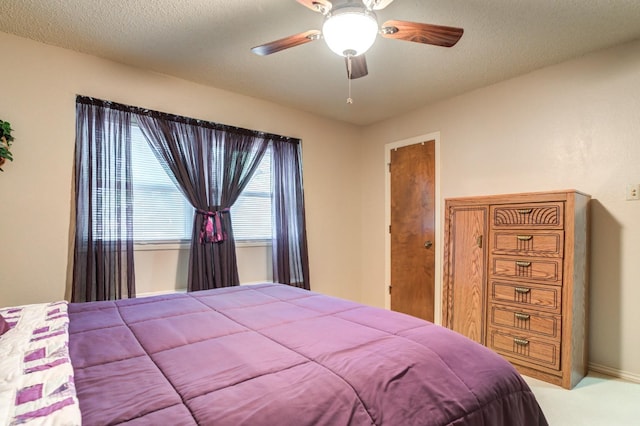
top-left (322, 9), bottom-right (378, 57)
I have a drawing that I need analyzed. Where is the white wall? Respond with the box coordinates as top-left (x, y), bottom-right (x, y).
top-left (134, 244), bottom-right (272, 296)
top-left (359, 39), bottom-right (640, 380)
top-left (0, 31), bottom-right (363, 306)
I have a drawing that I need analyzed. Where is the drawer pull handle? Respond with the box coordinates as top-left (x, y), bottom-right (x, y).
top-left (517, 208), bottom-right (533, 214)
top-left (514, 287), bottom-right (531, 294)
top-left (517, 235), bottom-right (533, 241)
top-left (516, 261), bottom-right (531, 267)
top-left (514, 338), bottom-right (530, 346)
top-left (515, 313), bottom-right (530, 321)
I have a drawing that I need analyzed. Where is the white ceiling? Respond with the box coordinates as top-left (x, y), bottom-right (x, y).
top-left (2, 0), bottom-right (640, 126)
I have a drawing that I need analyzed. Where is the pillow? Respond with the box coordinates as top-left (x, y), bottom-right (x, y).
top-left (0, 313), bottom-right (9, 336)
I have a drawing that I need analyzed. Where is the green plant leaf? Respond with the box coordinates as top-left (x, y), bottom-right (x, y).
top-left (0, 118), bottom-right (15, 171)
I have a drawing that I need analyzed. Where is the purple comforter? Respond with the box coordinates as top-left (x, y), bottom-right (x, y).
top-left (68, 283), bottom-right (547, 425)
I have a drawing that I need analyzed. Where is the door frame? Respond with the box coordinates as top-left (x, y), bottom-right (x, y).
top-left (384, 132), bottom-right (442, 324)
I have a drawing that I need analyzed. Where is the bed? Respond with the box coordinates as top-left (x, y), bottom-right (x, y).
top-left (1, 283), bottom-right (547, 425)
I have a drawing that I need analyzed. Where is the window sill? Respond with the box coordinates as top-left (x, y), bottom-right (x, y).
top-left (134, 241), bottom-right (190, 251)
top-left (134, 240), bottom-right (272, 251)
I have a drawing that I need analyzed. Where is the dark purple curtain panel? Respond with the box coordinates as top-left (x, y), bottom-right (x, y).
top-left (135, 114), bottom-right (269, 291)
top-left (272, 140), bottom-right (310, 290)
top-left (72, 96), bottom-right (305, 295)
top-left (72, 97), bottom-right (136, 302)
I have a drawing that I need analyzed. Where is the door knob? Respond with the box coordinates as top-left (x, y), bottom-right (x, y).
top-left (424, 240), bottom-right (433, 249)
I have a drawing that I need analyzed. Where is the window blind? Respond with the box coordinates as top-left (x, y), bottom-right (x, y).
top-left (130, 123), bottom-right (272, 243)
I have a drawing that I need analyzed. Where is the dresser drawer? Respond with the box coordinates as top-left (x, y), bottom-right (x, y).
top-left (491, 256), bottom-right (562, 283)
top-left (489, 304), bottom-right (561, 340)
top-left (491, 230), bottom-right (564, 257)
top-left (490, 280), bottom-right (561, 313)
top-left (491, 203), bottom-right (564, 229)
top-left (488, 328), bottom-right (561, 370)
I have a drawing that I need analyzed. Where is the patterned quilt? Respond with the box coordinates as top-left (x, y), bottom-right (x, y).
top-left (0, 302), bottom-right (80, 425)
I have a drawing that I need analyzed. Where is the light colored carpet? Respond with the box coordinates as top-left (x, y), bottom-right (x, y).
top-left (524, 372), bottom-right (640, 425)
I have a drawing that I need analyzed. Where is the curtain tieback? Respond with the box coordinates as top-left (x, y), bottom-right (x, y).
top-left (197, 209), bottom-right (230, 244)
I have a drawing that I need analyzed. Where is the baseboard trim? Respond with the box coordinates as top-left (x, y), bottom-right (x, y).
top-left (589, 362), bottom-right (640, 384)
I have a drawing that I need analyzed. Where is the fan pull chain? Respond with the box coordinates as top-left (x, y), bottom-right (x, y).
top-left (347, 55), bottom-right (354, 104)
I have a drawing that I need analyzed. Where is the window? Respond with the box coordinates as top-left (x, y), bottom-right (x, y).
top-left (130, 123), bottom-right (193, 242)
top-left (230, 148), bottom-right (272, 240)
top-left (130, 121), bottom-right (272, 243)
top-left (75, 96), bottom-right (309, 298)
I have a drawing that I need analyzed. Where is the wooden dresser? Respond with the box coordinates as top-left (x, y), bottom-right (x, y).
top-left (442, 190), bottom-right (590, 389)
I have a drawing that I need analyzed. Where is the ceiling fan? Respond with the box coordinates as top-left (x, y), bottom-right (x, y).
top-left (251, 0), bottom-right (464, 84)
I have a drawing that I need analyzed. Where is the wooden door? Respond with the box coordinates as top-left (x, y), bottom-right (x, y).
top-left (442, 205), bottom-right (488, 343)
top-left (390, 141), bottom-right (435, 321)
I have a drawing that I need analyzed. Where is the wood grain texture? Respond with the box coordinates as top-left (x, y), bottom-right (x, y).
top-left (492, 202), bottom-right (564, 229)
top-left (490, 280), bottom-right (562, 313)
top-left (251, 30), bottom-right (320, 56)
top-left (390, 142), bottom-right (435, 321)
top-left (491, 256), bottom-right (562, 284)
top-left (442, 205), bottom-right (487, 343)
top-left (489, 305), bottom-right (561, 340)
top-left (381, 20), bottom-right (463, 47)
top-left (442, 190), bottom-right (590, 389)
top-left (488, 328), bottom-right (561, 370)
top-left (561, 191), bottom-right (591, 389)
top-left (491, 230), bottom-right (564, 258)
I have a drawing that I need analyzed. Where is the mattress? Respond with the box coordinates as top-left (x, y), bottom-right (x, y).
top-left (3, 283), bottom-right (548, 425)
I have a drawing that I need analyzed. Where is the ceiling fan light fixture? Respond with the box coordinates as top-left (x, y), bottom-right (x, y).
top-left (322, 8), bottom-right (378, 57)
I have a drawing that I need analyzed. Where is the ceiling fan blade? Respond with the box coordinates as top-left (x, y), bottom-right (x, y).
top-left (364, 0), bottom-right (395, 10)
top-left (346, 55), bottom-right (368, 79)
top-left (251, 30), bottom-right (321, 56)
top-left (296, 0), bottom-right (332, 14)
top-left (381, 20), bottom-right (464, 47)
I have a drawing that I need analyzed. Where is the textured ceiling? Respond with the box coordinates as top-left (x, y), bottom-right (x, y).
top-left (2, 0), bottom-right (640, 125)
